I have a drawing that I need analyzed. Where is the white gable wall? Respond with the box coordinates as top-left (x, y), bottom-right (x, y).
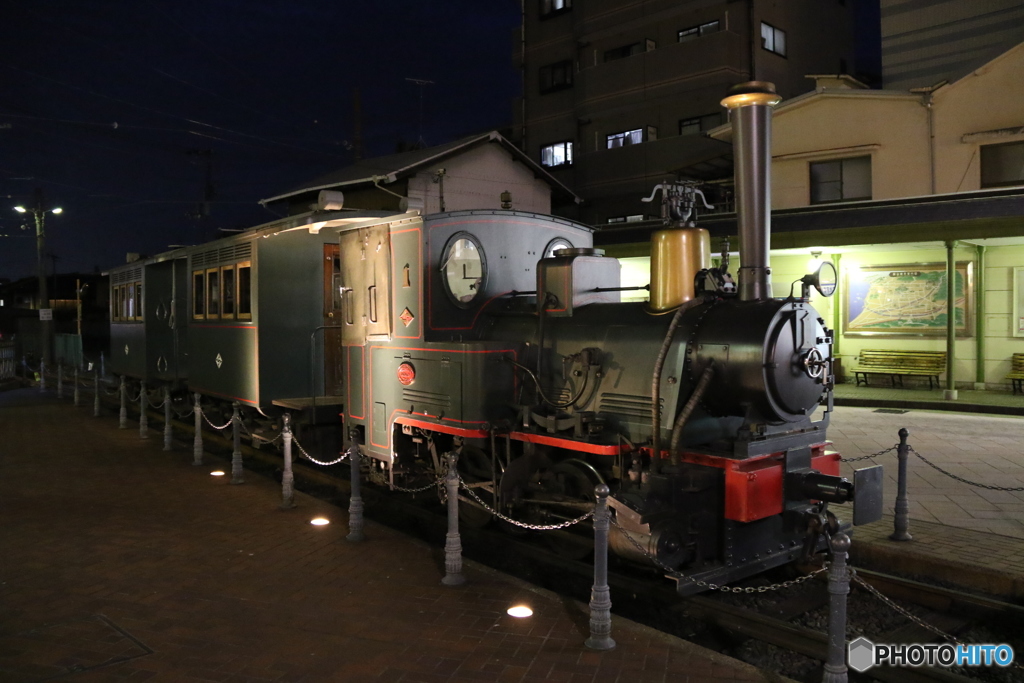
top-left (405, 143), bottom-right (553, 215)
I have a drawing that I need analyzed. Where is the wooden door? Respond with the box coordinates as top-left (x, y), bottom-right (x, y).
top-left (323, 244), bottom-right (344, 397)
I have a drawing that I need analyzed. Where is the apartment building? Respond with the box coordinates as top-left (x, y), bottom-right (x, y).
top-left (512, 0), bottom-right (856, 226)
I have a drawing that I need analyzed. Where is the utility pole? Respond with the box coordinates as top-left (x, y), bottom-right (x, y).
top-left (405, 78), bottom-right (434, 147)
top-left (186, 149), bottom-right (214, 243)
top-left (14, 188), bottom-right (62, 364)
top-left (353, 87), bottom-right (363, 161)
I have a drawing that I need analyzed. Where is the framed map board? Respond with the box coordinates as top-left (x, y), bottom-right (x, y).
top-left (1014, 267), bottom-right (1024, 337)
top-left (843, 261), bottom-right (973, 337)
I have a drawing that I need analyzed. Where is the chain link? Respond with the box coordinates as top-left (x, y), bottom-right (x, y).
top-left (853, 573), bottom-right (1024, 671)
top-left (391, 473), bottom-right (444, 494)
top-left (292, 435), bottom-right (349, 466)
top-left (609, 516), bottom-right (826, 592)
top-left (200, 407), bottom-right (233, 431)
top-left (255, 431), bottom-right (283, 446)
top-left (457, 473), bottom-right (595, 531)
top-left (840, 444), bottom-right (897, 463)
top-left (909, 446), bottom-right (1024, 492)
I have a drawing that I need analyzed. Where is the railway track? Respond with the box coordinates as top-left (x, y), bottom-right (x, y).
top-left (84, 382), bottom-right (1024, 683)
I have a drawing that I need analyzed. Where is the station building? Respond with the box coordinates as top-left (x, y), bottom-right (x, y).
top-left (598, 42), bottom-right (1024, 393)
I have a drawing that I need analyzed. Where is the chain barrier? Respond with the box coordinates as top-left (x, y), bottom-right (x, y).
top-left (852, 572), bottom-right (1024, 671)
top-left (256, 431), bottom-right (283, 446)
top-left (146, 392), bottom-right (166, 409)
top-left (128, 388), bottom-right (142, 403)
top-left (609, 516), bottom-right (826, 593)
top-left (840, 444), bottom-right (897, 463)
top-left (457, 473), bottom-right (595, 531)
top-left (234, 419), bottom-right (282, 446)
top-left (908, 446), bottom-right (1024, 492)
top-left (292, 435), bottom-right (348, 466)
top-left (199, 407), bottom-right (233, 431)
top-left (391, 473), bottom-right (444, 494)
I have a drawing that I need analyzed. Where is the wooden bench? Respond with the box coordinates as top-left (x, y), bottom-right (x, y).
top-left (854, 350), bottom-right (946, 389)
top-left (1007, 353), bottom-right (1024, 395)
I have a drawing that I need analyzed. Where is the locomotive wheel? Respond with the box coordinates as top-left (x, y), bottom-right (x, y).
top-left (455, 444), bottom-right (495, 530)
top-left (543, 461), bottom-right (598, 560)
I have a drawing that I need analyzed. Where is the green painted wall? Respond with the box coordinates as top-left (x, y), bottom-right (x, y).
top-left (611, 245), bottom-right (1024, 389)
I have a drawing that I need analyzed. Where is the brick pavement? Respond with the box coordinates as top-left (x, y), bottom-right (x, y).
top-left (0, 389), bottom-right (779, 683)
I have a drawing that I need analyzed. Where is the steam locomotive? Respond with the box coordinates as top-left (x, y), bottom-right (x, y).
top-left (107, 82), bottom-right (882, 594)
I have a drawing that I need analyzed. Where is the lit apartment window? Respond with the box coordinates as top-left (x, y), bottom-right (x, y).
top-left (540, 0), bottom-right (571, 17)
top-left (980, 141), bottom-right (1024, 188)
top-left (540, 141), bottom-right (573, 168)
top-left (679, 113), bottom-right (722, 136)
top-left (678, 20), bottom-right (720, 42)
top-left (810, 156), bottom-right (871, 204)
top-left (604, 42), bottom-right (643, 62)
top-left (607, 215), bottom-right (646, 223)
top-left (761, 22), bottom-right (786, 56)
top-left (607, 129), bottom-right (643, 149)
top-left (539, 60), bottom-right (573, 94)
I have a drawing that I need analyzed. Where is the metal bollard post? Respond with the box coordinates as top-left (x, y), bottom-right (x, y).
top-left (192, 392), bottom-right (203, 466)
top-left (890, 428), bottom-right (913, 541)
top-left (230, 401), bottom-right (244, 484)
top-left (346, 430), bottom-right (364, 542)
top-left (118, 376), bottom-right (127, 428)
top-left (73, 367), bottom-right (80, 406)
top-left (93, 369), bottom-right (101, 417)
top-left (585, 484), bottom-right (616, 650)
top-left (822, 533), bottom-right (851, 683)
top-left (139, 380), bottom-right (149, 439)
top-left (40, 360), bottom-right (46, 392)
top-left (100, 352), bottom-right (105, 380)
top-left (57, 364), bottom-right (64, 399)
top-left (441, 452), bottom-right (466, 586)
top-left (280, 414), bottom-right (296, 509)
top-left (163, 387), bottom-right (173, 451)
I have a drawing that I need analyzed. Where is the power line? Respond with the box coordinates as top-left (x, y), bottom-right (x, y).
top-left (0, 62), bottom-right (348, 159)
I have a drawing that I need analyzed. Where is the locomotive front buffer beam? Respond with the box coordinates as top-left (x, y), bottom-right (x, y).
top-left (783, 442), bottom-right (884, 541)
top-left (783, 445), bottom-right (884, 532)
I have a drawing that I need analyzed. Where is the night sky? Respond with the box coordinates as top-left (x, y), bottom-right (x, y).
top-left (0, 0), bottom-right (522, 281)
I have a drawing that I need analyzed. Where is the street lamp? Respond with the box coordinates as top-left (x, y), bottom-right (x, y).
top-left (14, 189), bottom-right (62, 364)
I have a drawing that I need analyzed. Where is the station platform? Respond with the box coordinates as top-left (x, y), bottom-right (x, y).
top-left (0, 388), bottom-right (777, 683)
top-left (829, 395), bottom-right (1024, 598)
top-left (834, 382), bottom-right (1024, 416)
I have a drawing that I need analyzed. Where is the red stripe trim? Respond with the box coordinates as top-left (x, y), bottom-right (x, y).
top-left (394, 416), bottom-right (489, 439)
top-left (509, 431), bottom-right (622, 456)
